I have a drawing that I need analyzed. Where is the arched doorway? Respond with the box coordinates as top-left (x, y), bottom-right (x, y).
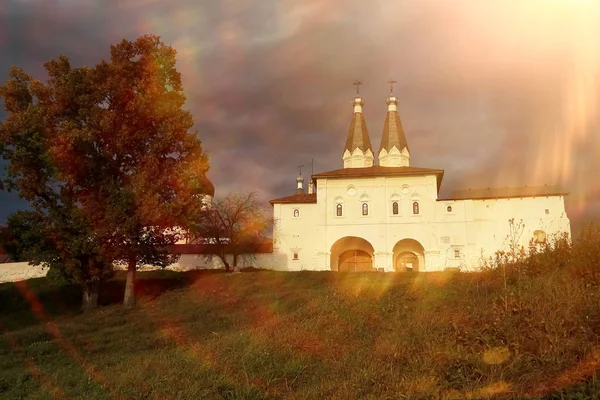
top-left (393, 239), bottom-right (425, 272)
top-left (330, 236), bottom-right (374, 272)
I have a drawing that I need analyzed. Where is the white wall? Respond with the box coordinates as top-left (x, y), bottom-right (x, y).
top-left (271, 174), bottom-right (570, 272)
top-left (0, 262), bottom-right (47, 283)
top-left (2, 193), bottom-right (570, 282)
top-left (141, 253), bottom-right (290, 271)
top-left (0, 253), bottom-right (291, 284)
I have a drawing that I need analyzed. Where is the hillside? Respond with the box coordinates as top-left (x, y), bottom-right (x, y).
top-left (0, 265), bottom-right (599, 399)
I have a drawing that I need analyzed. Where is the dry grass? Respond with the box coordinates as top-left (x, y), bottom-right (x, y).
top-left (1, 230), bottom-right (600, 399)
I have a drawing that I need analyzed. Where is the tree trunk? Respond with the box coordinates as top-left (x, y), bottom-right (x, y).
top-left (123, 257), bottom-right (137, 308)
top-left (220, 249), bottom-right (230, 272)
top-left (233, 254), bottom-right (238, 272)
top-left (82, 281), bottom-right (99, 312)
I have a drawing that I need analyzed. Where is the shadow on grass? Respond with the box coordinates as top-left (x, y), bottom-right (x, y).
top-left (0, 269), bottom-right (228, 332)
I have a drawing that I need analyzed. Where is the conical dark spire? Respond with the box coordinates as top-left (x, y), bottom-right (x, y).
top-left (344, 96), bottom-right (373, 154)
top-left (342, 88), bottom-right (374, 168)
top-left (379, 81), bottom-right (410, 167)
top-left (379, 96), bottom-right (409, 154)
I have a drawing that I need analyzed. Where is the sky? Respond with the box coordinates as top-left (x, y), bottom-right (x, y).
top-left (0, 0), bottom-right (599, 233)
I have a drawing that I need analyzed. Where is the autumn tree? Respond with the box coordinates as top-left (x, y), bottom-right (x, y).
top-left (191, 192), bottom-right (272, 271)
top-left (4, 210), bottom-right (112, 310)
top-left (0, 67), bottom-right (111, 310)
top-left (0, 34), bottom-right (210, 308)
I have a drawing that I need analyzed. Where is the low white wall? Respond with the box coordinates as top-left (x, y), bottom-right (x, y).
top-left (0, 252), bottom-right (292, 283)
top-left (0, 262), bottom-right (48, 283)
top-left (138, 253), bottom-right (289, 271)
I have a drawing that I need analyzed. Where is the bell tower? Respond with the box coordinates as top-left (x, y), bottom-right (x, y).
top-left (342, 81), bottom-right (374, 168)
top-left (379, 79), bottom-right (410, 167)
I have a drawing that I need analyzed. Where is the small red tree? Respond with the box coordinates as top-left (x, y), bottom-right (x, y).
top-left (191, 192), bottom-right (272, 271)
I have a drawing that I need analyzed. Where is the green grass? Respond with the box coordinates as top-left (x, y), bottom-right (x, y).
top-left (0, 267), bottom-right (599, 399)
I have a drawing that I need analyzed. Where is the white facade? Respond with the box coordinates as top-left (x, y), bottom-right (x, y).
top-left (270, 91), bottom-right (570, 272)
top-left (272, 178), bottom-right (569, 272)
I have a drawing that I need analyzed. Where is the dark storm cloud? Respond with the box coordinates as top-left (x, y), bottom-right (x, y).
top-left (1, 0), bottom-right (599, 232)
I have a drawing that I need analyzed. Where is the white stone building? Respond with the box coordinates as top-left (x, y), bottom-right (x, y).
top-left (269, 89), bottom-right (571, 272)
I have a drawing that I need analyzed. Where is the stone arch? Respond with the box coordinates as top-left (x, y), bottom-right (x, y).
top-left (330, 236), bottom-right (374, 272)
top-left (393, 238), bottom-right (425, 272)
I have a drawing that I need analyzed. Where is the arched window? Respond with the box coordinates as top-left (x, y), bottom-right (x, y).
top-left (362, 203), bottom-right (368, 216)
top-left (392, 201), bottom-right (399, 215)
top-left (336, 203), bottom-right (343, 216)
top-left (447, 205), bottom-right (453, 213)
top-left (293, 209), bottom-right (299, 218)
top-left (413, 201), bottom-right (420, 215)
top-left (533, 230), bottom-right (547, 244)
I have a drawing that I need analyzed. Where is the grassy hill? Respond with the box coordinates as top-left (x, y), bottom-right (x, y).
top-left (1, 253), bottom-right (599, 398)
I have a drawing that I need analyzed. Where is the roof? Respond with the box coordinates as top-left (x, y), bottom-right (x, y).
top-left (440, 185), bottom-right (569, 201)
top-left (380, 110), bottom-right (409, 153)
top-left (269, 193), bottom-right (317, 205)
top-left (344, 112), bottom-right (373, 154)
top-left (312, 166), bottom-right (445, 191)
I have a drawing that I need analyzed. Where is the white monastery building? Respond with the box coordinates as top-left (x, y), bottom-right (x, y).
top-left (269, 85), bottom-right (571, 272)
top-left (0, 85), bottom-right (573, 281)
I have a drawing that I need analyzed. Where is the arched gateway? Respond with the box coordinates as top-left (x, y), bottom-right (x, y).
top-left (330, 236), bottom-right (374, 272)
top-left (393, 239), bottom-right (425, 272)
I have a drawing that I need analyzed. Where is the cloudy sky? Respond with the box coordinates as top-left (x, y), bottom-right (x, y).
top-left (1, 0), bottom-right (599, 232)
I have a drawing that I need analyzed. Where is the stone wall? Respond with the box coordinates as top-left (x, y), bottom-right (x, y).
top-left (0, 262), bottom-right (48, 283)
top-left (0, 252), bottom-right (291, 283)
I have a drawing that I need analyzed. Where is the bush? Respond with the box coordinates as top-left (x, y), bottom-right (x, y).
top-left (486, 224), bottom-right (600, 286)
top-left (45, 265), bottom-right (70, 284)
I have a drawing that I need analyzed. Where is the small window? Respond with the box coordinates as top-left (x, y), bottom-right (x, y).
top-left (413, 201), bottom-right (420, 215)
top-left (293, 209), bottom-right (299, 217)
top-left (392, 201), bottom-right (399, 215)
top-left (447, 205), bottom-right (453, 213)
top-left (336, 203), bottom-right (343, 216)
top-left (454, 249), bottom-right (460, 259)
top-left (293, 252), bottom-right (299, 260)
top-left (545, 209), bottom-right (550, 215)
top-left (533, 230), bottom-right (547, 244)
top-left (362, 203), bottom-right (368, 216)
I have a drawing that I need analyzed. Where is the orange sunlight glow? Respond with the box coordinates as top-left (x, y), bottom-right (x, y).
top-left (501, 1), bottom-right (597, 210)
top-left (531, 0), bottom-right (599, 215)
top-left (445, 0), bottom-right (600, 218)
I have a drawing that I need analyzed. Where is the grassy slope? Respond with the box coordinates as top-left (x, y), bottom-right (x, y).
top-left (0, 269), bottom-right (599, 400)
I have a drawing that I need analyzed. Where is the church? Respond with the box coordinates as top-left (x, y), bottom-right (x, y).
top-left (0, 84), bottom-right (573, 280)
top-left (269, 83), bottom-right (571, 272)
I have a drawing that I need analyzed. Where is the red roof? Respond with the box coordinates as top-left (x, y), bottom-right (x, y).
top-left (168, 240), bottom-right (273, 254)
top-left (312, 166), bottom-right (444, 191)
top-left (439, 185), bottom-right (568, 200)
top-left (269, 193), bottom-right (317, 205)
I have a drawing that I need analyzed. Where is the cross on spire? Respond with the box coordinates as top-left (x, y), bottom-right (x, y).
top-left (298, 164), bottom-right (304, 176)
top-left (387, 78), bottom-right (397, 95)
top-left (353, 80), bottom-right (362, 96)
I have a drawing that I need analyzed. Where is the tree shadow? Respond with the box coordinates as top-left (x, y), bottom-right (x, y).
top-left (0, 269), bottom-right (228, 332)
